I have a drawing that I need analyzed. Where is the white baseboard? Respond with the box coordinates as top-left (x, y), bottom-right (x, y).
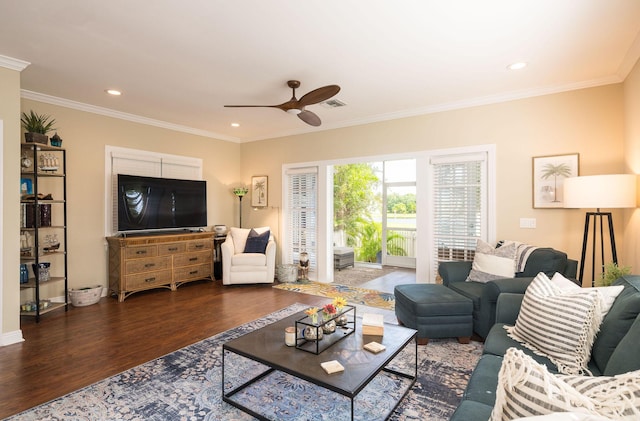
top-left (1, 329), bottom-right (25, 346)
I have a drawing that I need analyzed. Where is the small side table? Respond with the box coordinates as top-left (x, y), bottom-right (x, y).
top-left (333, 247), bottom-right (354, 270)
top-left (213, 236), bottom-right (226, 280)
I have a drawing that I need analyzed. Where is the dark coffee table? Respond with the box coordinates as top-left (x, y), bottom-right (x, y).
top-left (222, 310), bottom-right (417, 420)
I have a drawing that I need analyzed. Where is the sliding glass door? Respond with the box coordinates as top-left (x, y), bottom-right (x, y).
top-left (382, 159), bottom-right (416, 268)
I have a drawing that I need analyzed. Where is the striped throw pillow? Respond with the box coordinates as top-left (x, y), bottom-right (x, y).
top-left (505, 272), bottom-right (603, 375)
top-left (491, 348), bottom-right (640, 420)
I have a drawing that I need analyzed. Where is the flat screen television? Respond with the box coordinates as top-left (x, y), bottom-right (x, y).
top-left (117, 174), bottom-right (207, 233)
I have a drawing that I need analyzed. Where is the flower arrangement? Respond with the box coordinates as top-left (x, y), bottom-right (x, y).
top-left (304, 307), bottom-right (319, 324)
top-left (322, 303), bottom-right (336, 321)
top-left (332, 296), bottom-right (347, 312)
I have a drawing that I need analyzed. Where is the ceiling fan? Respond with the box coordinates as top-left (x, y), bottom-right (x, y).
top-left (224, 80), bottom-right (340, 126)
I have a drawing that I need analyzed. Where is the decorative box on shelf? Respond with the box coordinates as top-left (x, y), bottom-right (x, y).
top-left (295, 305), bottom-right (356, 354)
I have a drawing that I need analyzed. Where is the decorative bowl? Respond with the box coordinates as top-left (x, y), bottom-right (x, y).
top-left (69, 286), bottom-right (103, 307)
top-left (214, 225), bottom-right (227, 236)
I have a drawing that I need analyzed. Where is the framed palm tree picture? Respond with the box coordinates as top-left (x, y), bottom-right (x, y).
top-left (532, 153), bottom-right (579, 208)
top-left (251, 176), bottom-right (268, 207)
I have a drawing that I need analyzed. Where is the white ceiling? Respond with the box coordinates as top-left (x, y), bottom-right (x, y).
top-left (1, 1), bottom-right (640, 143)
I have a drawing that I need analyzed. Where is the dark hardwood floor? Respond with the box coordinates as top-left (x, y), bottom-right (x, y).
top-left (0, 270), bottom-right (415, 418)
top-left (0, 280), bottom-right (329, 418)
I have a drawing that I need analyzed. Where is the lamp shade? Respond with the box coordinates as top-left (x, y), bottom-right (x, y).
top-left (563, 174), bottom-right (636, 209)
top-left (233, 187), bottom-right (248, 197)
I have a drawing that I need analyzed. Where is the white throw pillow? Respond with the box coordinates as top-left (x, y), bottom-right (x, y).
top-left (505, 272), bottom-right (603, 375)
top-left (551, 272), bottom-right (624, 318)
top-left (230, 227), bottom-right (251, 254)
top-left (230, 226), bottom-right (270, 254)
top-left (466, 239), bottom-right (517, 283)
top-left (491, 348), bottom-right (640, 421)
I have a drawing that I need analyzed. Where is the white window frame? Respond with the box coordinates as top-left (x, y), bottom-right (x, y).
top-left (104, 146), bottom-right (202, 236)
top-left (281, 145), bottom-right (495, 284)
top-left (420, 144), bottom-right (496, 282)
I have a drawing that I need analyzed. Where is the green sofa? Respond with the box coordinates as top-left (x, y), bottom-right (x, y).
top-left (450, 275), bottom-right (640, 420)
top-left (439, 247), bottom-right (577, 339)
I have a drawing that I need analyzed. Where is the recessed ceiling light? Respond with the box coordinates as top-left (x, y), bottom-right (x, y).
top-left (105, 89), bottom-right (122, 96)
top-left (507, 62), bottom-right (528, 71)
top-left (231, 123), bottom-right (240, 127)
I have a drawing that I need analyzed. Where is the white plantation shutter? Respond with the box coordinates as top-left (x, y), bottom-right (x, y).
top-left (431, 153), bottom-right (487, 277)
top-left (286, 167), bottom-right (318, 273)
top-left (106, 146), bottom-right (202, 235)
top-left (161, 157), bottom-right (202, 180)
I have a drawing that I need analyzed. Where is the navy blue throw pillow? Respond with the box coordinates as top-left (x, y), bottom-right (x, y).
top-left (243, 229), bottom-right (270, 253)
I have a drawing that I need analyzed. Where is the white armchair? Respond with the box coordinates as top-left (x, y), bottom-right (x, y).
top-left (221, 226), bottom-right (276, 285)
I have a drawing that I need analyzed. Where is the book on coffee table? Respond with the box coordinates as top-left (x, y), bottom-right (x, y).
top-left (362, 313), bottom-right (384, 336)
top-left (363, 341), bottom-right (386, 354)
top-left (321, 360), bottom-right (345, 374)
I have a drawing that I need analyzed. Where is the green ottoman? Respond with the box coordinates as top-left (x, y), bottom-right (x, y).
top-left (394, 283), bottom-right (473, 345)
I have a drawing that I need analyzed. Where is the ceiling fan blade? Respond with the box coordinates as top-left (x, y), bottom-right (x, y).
top-left (224, 105), bottom-right (279, 108)
top-left (298, 110), bottom-right (321, 126)
top-left (298, 85), bottom-right (341, 107)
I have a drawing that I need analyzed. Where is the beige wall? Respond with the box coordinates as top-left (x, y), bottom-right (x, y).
top-left (5, 99), bottom-right (242, 336)
top-left (241, 84), bottom-right (628, 282)
top-left (0, 67), bottom-right (22, 340)
top-left (623, 57), bottom-right (640, 272)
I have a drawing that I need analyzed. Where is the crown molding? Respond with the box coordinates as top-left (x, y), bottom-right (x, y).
top-left (617, 30), bottom-right (640, 79)
top-left (20, 74), bottom-right (623, 144)
top-left (0, 55), bottom-right (30, 72)
top-left (20, 90), bottom-right (241, 143)
top-left (242, 75), bottom-right (622, 143)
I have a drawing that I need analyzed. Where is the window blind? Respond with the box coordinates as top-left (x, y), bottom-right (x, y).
top-left (431, 153), bottom-right (486, 277)
top-left (286, 167), bottom-right (318, 273)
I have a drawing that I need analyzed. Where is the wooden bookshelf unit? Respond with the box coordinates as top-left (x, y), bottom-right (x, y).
top-left (107, 232), bottom-right (214, 302)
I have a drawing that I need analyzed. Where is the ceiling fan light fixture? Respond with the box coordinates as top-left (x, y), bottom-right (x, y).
top-left (224, 80), bottom-right (340, 126)
top-left (507, 62), bottom-right (528, 70)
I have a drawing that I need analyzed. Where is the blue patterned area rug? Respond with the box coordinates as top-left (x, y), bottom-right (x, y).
top-left (8, 304), bottom-right (482, 421)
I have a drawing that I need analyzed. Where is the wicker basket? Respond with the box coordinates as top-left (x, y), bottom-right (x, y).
top-left (276, 264), bottom-right (298, 283)
top-left (69, 286), bottom-right (103, 307)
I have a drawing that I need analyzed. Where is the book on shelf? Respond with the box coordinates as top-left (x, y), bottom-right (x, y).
top-left (362, 313), bottom-right (384, 336)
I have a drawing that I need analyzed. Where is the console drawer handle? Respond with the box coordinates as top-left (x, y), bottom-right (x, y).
top-left (195, 244), bottom-right (204, 249)
top-left (136, 250), bottom-right (147, 255)
top-left (168, 247), bottom-right (178, 251)
top-left (189, 270), bottom-right (198, 275)
top-left (145, 277), bottom-right (156, 283)
top-left (189, 257), bottom-right (198, 261)
top-left (144, 263), bottom-right (155, 268)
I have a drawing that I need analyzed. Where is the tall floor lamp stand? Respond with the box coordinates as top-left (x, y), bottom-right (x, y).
top-left (233, 187), bottom-right (249, 228)
top-left (564, 174), bottom-right (636, 288)
top-left (578, 209), bottom-right (617, 287)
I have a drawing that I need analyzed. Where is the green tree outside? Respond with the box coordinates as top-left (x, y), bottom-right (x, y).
top-left (333, 163), bottom-right (381, 234)
top-left (387, 192), bottom-right (416, 214)
top-left (350, 217), bottom-right (406, 262)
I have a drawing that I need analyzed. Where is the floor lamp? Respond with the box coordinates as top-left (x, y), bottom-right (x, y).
top-left (233, 187), bottom-right (248, 228)
top-left (563, 174), bottom-right (636, 287)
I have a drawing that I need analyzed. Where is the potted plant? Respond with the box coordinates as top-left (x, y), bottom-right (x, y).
top-left (597, 262), bottom-right (632, 286)
top-left (21, 110), bottom-right (57, 144)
